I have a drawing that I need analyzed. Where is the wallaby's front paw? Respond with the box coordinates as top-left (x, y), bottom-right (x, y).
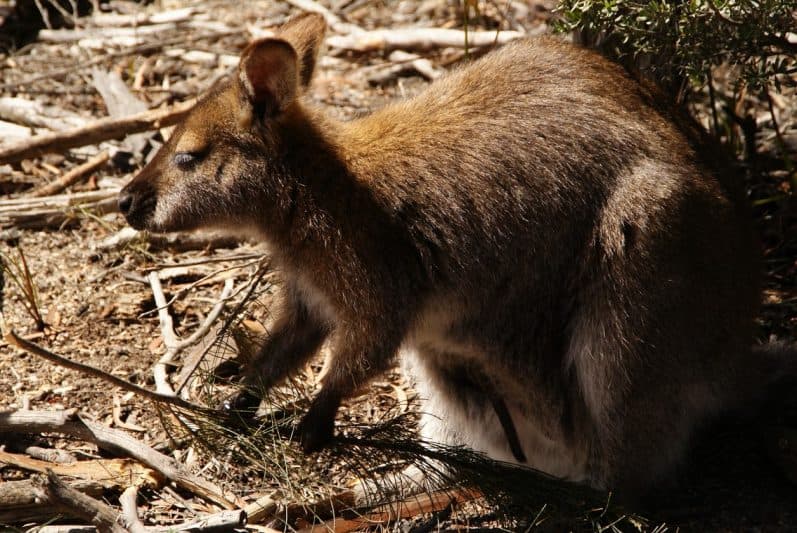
top-left (219, 389), bottom-right (262, 416)
top-left (297, 406), bottom-right (335, 453)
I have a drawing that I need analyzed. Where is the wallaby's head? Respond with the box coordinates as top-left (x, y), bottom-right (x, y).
top-left (118, 13), bottom-right (327, 233)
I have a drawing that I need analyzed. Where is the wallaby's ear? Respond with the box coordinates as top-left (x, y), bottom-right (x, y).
top-left (238, 39), bottom-right (299, 116)
top-left (276, 12), bottom-right (327, 88)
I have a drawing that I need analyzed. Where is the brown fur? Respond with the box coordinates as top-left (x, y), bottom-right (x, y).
top-left (119, 13), bottom-right (774, 493)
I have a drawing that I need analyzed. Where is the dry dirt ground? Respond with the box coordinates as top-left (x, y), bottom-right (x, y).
top-left (0, 0), bottom-right (796, 531)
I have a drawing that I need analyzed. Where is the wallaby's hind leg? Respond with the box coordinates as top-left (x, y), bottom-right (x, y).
top-left (583, 337), bottom-right (789, 496)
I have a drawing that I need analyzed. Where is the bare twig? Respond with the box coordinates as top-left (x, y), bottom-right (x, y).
top-left (0, 100), bottom-right (196, 165)
top-left (113, 394), bottom-right (147, 432)
top-left (24, 445), bottom-right (78, 464)
top-left (367, 51), bottom-right (442, 85)
top-left (30, 150), bottom-right (110, 197)
top-left (1, 315), bottom-right (206, 412)
top-left (151, 254), bottom-right (267, 271)
top-left (90, 7), bottom-right (196, 27)
top-left (0, 409), bottom-right (240, 509)
top-left (119, 486), bottom-right (148, 533)
top-left (149, 273), bottom-right (235, 396)
top-left (173, 323), bottom-right (222, 402)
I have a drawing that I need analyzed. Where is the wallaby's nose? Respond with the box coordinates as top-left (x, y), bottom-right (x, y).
top-left (118, 190), bottom-right (133, 215)
top-left (117, 181), bottom-right (155, 230)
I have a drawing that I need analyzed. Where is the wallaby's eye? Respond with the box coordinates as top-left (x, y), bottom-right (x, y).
top-left (173, 151), bottom-right (203, 169)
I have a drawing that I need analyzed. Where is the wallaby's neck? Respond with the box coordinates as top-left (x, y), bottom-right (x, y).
top-left (264, 102), bottom-right (392, 256)
top-left (279, 102), bottom-right (350, 175)
top-left (278, 101), bottom-right (395, 187)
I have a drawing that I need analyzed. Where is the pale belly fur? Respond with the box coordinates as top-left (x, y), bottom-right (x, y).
top-left (400, 344), bottom-right (590, 482)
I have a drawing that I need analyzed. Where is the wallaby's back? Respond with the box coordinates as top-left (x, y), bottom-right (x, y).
top-left (340, 37), bottom-right (761, 491)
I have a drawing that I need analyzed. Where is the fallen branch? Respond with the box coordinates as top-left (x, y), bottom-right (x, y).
top-left (31, 526), bottom-right (97, 533)
top-left (38, 470), bottom-right (128, 533)
top-left (96, 227), bottom-right (245, 253)
top-left (243, 493), bottom-right (278, 525)
top-left (2, 442), bottom-right (254, 530)
top-left (0, 96), bottom-right (89, 130)
top-left (0, 449), bottom-right (162, 490)
top-left (169, 509), bottom-right (247, 532)
top-left (37, 23), bottom-right (179, 43)
top-left (327, 27), bottom-right (532, 52)
top-left (366, 51), bottom-right (442, 85)
top-left (0, 409), bottom-right (239, 510)
top-left (24, 445), bottom-right (78, 464)
top-left (91, 7), bottom-right (196, 27)
top-left (30, 150), bottom-right (110, 197)
top-left (0, 199), bottom-right (117, 229)
top-left (0, 188), bottom-right (119, 229)
top-left (0, 506), bottom-right (64, 526)
top-left (284, 0), bottom-right (364, 35)
top-left (297, 488), bottom-right (479, 533)
top-left (0, 100), bottom-right (196, 165)
top-left (0, 478), bottom-right (105, 507)
top-left (0, 188), bottom-right (118, 213)
top-left (163, 48), bottom-right (238, 68)
top-left (0, 119), bottom-right (33, 143)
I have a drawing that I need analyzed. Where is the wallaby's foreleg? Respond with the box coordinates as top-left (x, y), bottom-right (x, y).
top-left (298, 327), bottom-right (402, 452)
top-left (223, 283), bottom-right (329, 413)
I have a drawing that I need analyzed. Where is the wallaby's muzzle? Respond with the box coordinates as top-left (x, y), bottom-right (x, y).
top-left (118, 178), bottom-right (156, 230)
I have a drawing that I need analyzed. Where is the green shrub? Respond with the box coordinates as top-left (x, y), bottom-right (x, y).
top-left (556, 1), bottom-right (796, 190)
top-left (555, 0), bottom-right (796, 94)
